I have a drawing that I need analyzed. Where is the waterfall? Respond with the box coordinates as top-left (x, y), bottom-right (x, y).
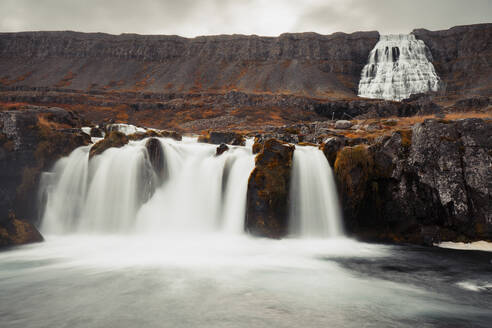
top-left (288, 146), bottom-right (343, 238)
top-left (40, 137), bottom-right (343, 239)
top-left (358, 34), bottom-right (440, 101)
top-left (40, 138), bottom-right (255, 235)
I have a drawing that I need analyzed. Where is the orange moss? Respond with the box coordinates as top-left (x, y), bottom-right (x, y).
top-left (55, 71), bottom-right (76, 88)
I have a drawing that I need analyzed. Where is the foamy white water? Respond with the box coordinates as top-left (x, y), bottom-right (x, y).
top-left (40, 138), bottom-right (255, 235)
top-left (437, 241), bottom-right (492, 252)
top-left (358, 34), bottom-right (440, 101)
top-left (289, 146), bottom-right (343, 238)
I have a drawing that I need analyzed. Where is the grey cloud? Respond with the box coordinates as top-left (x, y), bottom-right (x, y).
top-left (0, 0), bottom-right (491, 36)
top-left (295, 0), bottom-right (492, 34)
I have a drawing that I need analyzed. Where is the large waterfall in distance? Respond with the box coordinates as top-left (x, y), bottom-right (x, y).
top-left (358, 34), bottom-right (440, 101)
top-left (39, 136), bottom-right (343, 239)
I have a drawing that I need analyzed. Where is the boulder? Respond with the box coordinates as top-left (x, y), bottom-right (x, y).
top-left (245, 139), bottom-right (295, 238)
top-left (335, 120), bottom-right (353, 129)
top-left (198, 131), bottom-right (245, 146)
top-left (320, 136), bottom-right (346, 168)
top-left (128, 129), bottom-right (182, 141)
top-left (216, 143), bottom-right (229, 156)
top-left (0, 212), bottom-right (43, 248)
top-left (89, 131), bottom-right (129, 158)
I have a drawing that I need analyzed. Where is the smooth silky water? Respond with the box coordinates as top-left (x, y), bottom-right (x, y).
top-left (1, 138), bottom-right (491, 328)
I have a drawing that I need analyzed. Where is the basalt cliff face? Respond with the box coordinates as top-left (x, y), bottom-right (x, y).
top-left (0, 31), bottom-right (379, 97)
top-left (0, 25), bottom-right (491, 132)
top-left (413, 23), bottom-right (492, 98)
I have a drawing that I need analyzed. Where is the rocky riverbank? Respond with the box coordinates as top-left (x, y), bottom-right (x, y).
top-left (0, 106), bottom-right (90, 247)
top-left (245, 117), bottom-right (492, 245)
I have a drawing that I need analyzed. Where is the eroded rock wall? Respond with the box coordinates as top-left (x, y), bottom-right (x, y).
top-left (0, 31), bottom-right (379, 97)
top-left (413, 24), bottom-right (492, 98)
top-left (334, 118), bottom-right (492, 244)
top-left (0, 106), bottom-right (90, 247)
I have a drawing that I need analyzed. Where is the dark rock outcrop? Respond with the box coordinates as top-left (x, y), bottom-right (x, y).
top-left (334, 118), bottom-right (492, 244)
top-left (0, 212), bottom-right (43, 248)
top-left (0, 106), bottom-right (90, 245)
top-left (128, 129), bottom-right (182, 141)
top-left (216, 143), bottom-right (229, 156)
top-left (245, 139), bottom-right (295, 238)
top-left (313, 97), bottom-right (441, 119)
top-left (320, 136), bottom-right (346, 168)
top-left (89, 131), bottom-right (129, 158)
top-left (198, 131), bottom-right (245, 146)
top-left (413, 24), bottom-right (492, 97)
top-left (145, 137), bottom-right (166, 180)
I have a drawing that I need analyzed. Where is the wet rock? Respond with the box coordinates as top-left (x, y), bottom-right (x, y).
top-left (320, 136), bottom-right (346, 168)
top-left (89, 131), bottom-right (129, 158)
top-left (335, 120), bottom-right (353, 129)
top-left (90, 126), bottom-right (104, 138)
top-left (128, 129), bottom-right (182, 141)
top-left (252, 137), bottom-right (263, 154)
top-left (335, 118), bottom-right (492, 244)
top-left (216, 143), bottom-right (229, 156)
top-left (198, 131), bottom-right (245, 146)
top-left (145, 138), bottom-right (166, 179)
top-left (0, 212), bottom-right (43, 248)
top-left (246, 139), bottom-right (295, 238)
top-left (0, 106), bottom-right (90, 229)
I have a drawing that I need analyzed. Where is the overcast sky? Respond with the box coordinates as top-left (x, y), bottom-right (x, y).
top-left (1, 0), bottom-right (491, 37)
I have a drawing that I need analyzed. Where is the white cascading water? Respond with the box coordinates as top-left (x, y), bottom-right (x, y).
top-left (288, 146), bottom-right (343, 238)
top-left (358, 34), bottom-right (440, 101)
top-left (40, 136), bottom-right (343, 239)
top-left (40, 137), bottom-right (255, 235)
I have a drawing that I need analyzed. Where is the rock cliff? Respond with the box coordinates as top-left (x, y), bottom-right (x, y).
top-left (244, 117), bottom-right (491, 244)
top-left (0, 31), bottom-right (379, 97)
top-left (334, 118), bottom-right (492, 244)
top-left (0, 105), bottom-right (90, 247)
top-left (413, 24), bottom-right (492, 98)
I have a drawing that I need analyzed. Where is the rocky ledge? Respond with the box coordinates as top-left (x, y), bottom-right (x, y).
top-left (0, 105), bottom-right (90, 247)
top-left (245, 118), bottom-right (492, 245)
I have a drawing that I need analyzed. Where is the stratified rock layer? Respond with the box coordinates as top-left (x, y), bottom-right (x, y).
top-left (413, 24), bottom-right (492, 97)
top-left (0, 31), bottom-right (379, 97)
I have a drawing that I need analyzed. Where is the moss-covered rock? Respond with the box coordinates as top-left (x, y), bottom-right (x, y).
top-left (334, 145), bottom-right (374, 214)
top-left (320, 136), bottom-right (346, 168)
top-left (198, 131), bottom-right (245, 146)
top-left (89, 131), bottom-right (128, 158)
top-left (245, 139), bottom-right (295, 238)
top-left (252, 137), bottom-right (263, 154)
top-left (334, 118), bottom-right (492, 245)
top-left (0, 212), bottom-right (43, 248)
top-left (128, 129), bottom-right (182, 141)
top-left (0, 106), bottom-right (90, 238)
